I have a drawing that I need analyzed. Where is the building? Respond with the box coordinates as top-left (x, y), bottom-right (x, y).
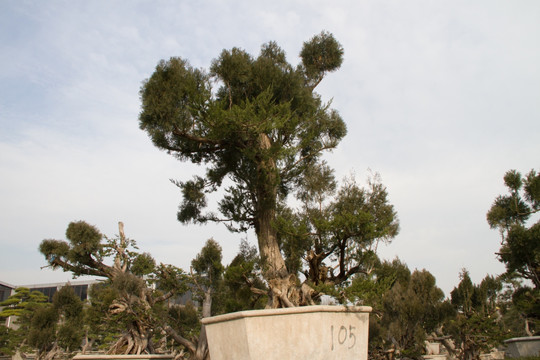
top-left (0, 279), bottom-right (101, 329)
top-left (0, 281), bottom-right (16, 303)
top-left (20, 279), bottom-right (101, 302)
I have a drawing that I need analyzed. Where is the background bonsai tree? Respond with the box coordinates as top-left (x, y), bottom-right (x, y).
top-left (220, 240), bottom-right (268, 312)
top-left (27, 285), bottom-right (84, 360)
top-left (346, 258), bottom-right (453, 359)
top-left (487, 168), bottom-right (540, 334)
top-left (190, 238), bottom-right (224, 318)
top-left (139, 31), bottom-right (347, 307)
top-left (0, 287), bottom-right (49, 356)
top-left (0, 286), bottom-right (84, 360)
top-left (276, 164), bottom-right (399, 298)
top-left (39, 221), bottom-right (190, 355)
top-left (446, 270), bottom-right (505, 360)
top-left (380, 269), bottom-right (450, 358)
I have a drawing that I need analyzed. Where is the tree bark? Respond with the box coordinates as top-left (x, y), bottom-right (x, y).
top-left (202, 290), bottom-right (212, 319)
top-left (195, 326), bottom-right (209, 360)
top-left (252, 133), bottom-right (297, 308)
top-left (255, 204), bottom-right (288, 280)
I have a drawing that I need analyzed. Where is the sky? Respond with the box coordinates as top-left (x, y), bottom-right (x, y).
top-left (1, 1), bottom-right (539, 296)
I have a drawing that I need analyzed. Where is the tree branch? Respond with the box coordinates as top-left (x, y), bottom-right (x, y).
top-left (162, 325), bottom-right (196, 355)
top-left (172, 127), bottom-right (223, 146)
top-left (153, 290), bottom-right (176, 304)
top-left (50, 257), bottom-right (110, 278)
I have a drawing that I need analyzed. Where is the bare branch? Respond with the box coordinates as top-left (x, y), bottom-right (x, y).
top-left (162, 325), bottom-right (196, 355)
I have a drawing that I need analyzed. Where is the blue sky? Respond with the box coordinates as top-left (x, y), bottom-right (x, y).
top-left (1, 1), bottom-right (539, 296)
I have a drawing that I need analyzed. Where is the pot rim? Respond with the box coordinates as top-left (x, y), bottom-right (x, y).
top-left (201, 305), bottom-right (372, 325)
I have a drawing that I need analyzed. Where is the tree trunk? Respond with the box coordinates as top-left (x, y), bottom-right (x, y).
top-left (254, 133), bottom-right (296, 308)
top-left (255, 204), bottom-right (288, 280)
top-left (163, 325), bottom-right (209, 360)
top-left (202, 290), bottom-right (212, 319)
top-left (195, 326), bottom-right (209, 360)
top-left (108, 320), bottom-right (151, 354)
top-left (195, 289), bottom-right (211, 359)
top-left (39, 343), bottom-right (60, 360)
top-left (434, 328), bottom-right (457, 357)
top-left (525, 317), bottom-right (533, 336)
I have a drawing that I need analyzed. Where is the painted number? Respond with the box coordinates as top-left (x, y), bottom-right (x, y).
top-left (330, 325), bottom-right (357, 350)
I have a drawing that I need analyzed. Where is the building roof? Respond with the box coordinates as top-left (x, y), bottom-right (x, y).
top-left (0, 280), bottom-right (16, 289)
top-left (20, 279), bottom-right (102, 289)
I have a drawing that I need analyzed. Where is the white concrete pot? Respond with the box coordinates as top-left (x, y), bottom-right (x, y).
top-left (201, 305), bottom-right (372, 360)
top-left (504, 336), bottom-right (540, 358)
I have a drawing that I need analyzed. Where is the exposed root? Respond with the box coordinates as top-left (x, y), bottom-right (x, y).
top-left (267, 275), bottom-right (317, 308)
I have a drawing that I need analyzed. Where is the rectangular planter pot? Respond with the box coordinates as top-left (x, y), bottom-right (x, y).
top-left (504, 336), bottom-right (540, 358)
top-left (201, 305), bottom-right (372, 360)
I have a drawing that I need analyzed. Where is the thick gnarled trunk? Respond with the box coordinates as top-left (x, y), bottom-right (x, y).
top-left (108, 323), bottom-right (151, 355)
top-left (255, 205), bottom-right (288, 280)
top-left (254, 133), bottom-right (319, 308)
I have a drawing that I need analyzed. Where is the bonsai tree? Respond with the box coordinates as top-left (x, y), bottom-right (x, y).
top-left (347, 259), bottom-right (452, 359)
top-left (0, 287), bottom-right (49, 356)
top-left (487, 168), bottom-right (540, 287)
top-left (276, 165), bottom-right (399, 293)
top-left (487, 168), bottom-right (540, 334)
top-left (447, 270), bottom-right (505, 360)
top-left (221, 240), bottom-right (268, 312)
top-left (39, 221), bottom-right (190, 355)
top-left (380, 269), bottom-right (450, 358)
top-left (139, 31), bottom-right (349, 306)
top-left (27, 285), bottom-right (85, 360)
top-left (190, 238), bottom-right (224, 318)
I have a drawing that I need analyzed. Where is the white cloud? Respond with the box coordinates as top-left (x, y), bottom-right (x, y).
top-left (0, 0), bottom-right (539, 295)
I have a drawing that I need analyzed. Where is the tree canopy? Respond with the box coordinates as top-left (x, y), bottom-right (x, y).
top-left (487, 168), bottom-right (540, 336)
top-left (277, 166), bottom-right (399, 287)
top-left (447, 270), bottom-right (505, 360)
top-left (139, 31), bottom-right (346, 305)
top-left (487, 169), bottom-right (540, 288)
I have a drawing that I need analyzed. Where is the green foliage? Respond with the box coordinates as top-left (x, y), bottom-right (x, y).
top-left (300, 31), bottom-right (344, 88)
top-left (220, 240), bottom-right (268, 312)
top-left (486, 168), bottom-right (540, 337)
top-left (511, 286), bottom-right (540, 335)
top-left (500, 223), bottom-right (540, 287)
top-left (346, 259), bottom-right (451, 359)
top-left (191, 238), bottom-right (224, 286)
top-left (27, 305), bottom-right (57, 355)
top-left (154, 264), bottom-right (190, 294)
top-left (0, 287), bottom-right (48, 319)
top-left (139, 32), bottom-right (347, 282)
top-left (345, 258), bottom-right (400, 311)
top-left (166, 302), bottom-right (200, 342)
top-left (382, 269), bottom-right (450, 358)
top-left (52, 285), bottom-right (84, 351)
top-left (487, 169), bottom-right (540, 288)
top-left (278, 167), bottom-right (399, 286)
top-left (447, 270), bottom-right (506, 360)
top-left (190, 238), bottom-right (225, 317)
top-left (39, 221), bottom-right (192, 355)
top-left (0, 287), bottom-right (49, 355)
top-left (0, 325), bottom-right (15, 355)
top-left (85, 282), bottom-right (121, 350)
top-left (23, 285), bottom-right (85, 356)
top-left (131, 252), bottom-right (156, 276)
top-left (40, 221), bottom-right (107, 277)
